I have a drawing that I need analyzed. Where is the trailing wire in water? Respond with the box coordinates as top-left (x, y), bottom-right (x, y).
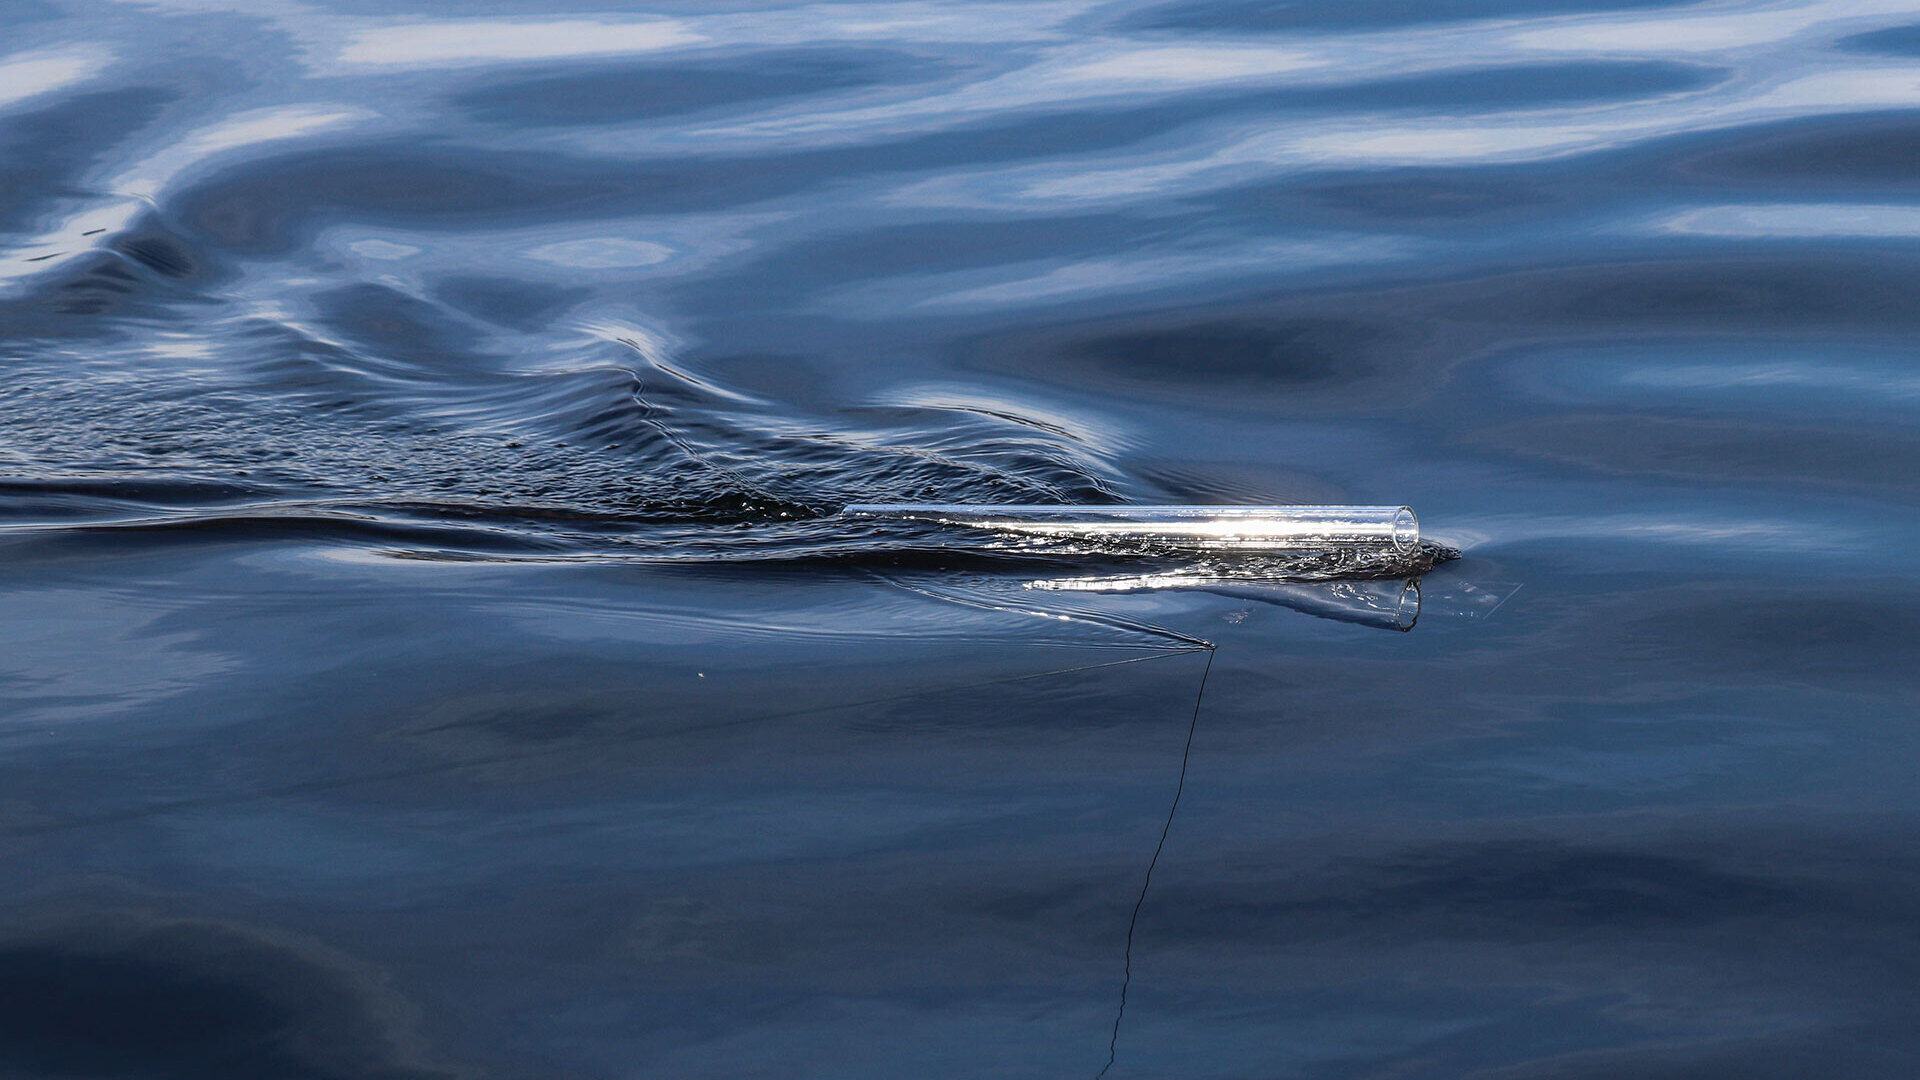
top-left (864, 565), bottom-right (1222, 1078)
top-left (1096, 644), bottom-right (1215, 1080)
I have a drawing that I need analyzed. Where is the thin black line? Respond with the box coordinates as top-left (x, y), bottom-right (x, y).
top-left (1096, 644), bottom-right (1215, 1080)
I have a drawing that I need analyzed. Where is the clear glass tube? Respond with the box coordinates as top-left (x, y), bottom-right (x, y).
top-left (840, 504), bottom-right (1419, 553)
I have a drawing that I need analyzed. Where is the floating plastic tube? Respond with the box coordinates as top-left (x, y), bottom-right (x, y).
top-left (839, 504), bottom-right (1419, 553)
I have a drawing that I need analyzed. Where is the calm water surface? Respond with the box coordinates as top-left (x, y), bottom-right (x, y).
top-left (3, 0), bottom-right (1919, 1076)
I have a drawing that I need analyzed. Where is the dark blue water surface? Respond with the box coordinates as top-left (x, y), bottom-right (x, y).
top-left (4, 1), bottom-right (1920, 1076)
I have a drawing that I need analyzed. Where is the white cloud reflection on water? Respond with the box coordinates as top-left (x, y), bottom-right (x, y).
top-left (1049, 44), bottom-right (1327, 83)
top-left (332, 18), bottom-right (705, 67)
top-left (870, 235), bottom-right (1416, 312)
top-left (1654, 203), bottom-right (1920, 238)
top-left (0, 46), bottom-right (110, 112)
top-left (0, 104), bottom-right (371, 290)
top-left (892, 58), bottom-right (1920, 210)
top-left (526, 238), bottom-right (677, 269)
top-left (18, 0), bottom-right (1920, 313)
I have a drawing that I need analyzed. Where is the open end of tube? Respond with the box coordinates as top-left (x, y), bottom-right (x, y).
top-left (1392, 507), bottom-right (1419, 553)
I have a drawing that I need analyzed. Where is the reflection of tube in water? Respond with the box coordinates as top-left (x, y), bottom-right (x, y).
top-left (840, 505), bottom-right (1420, 553)
top-left (1209, 579), bottom-right (1421, 632)
top-left (1031, 574), bottom-right (1422, 632)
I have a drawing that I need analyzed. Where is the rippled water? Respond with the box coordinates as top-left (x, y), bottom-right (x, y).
top-left (4, 1), bottom-right (1919, 1076)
